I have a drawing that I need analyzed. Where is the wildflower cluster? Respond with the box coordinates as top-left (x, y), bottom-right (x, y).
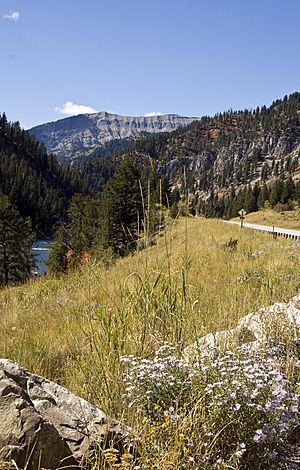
top-left (201, 343), bottom-right (300, 468)
top-left (121, 342), bottom-right (300, 468)
top-left (121, 343), bottom-right (194, 421)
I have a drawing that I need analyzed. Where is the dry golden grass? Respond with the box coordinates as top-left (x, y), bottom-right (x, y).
top-left (1, 216), bottom-right (300, 422)
top-left (233, 207), bottom-right (300, 230)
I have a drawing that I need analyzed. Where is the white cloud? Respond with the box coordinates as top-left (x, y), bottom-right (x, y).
top-left (54, 101), bottom-right (98, 116)
top-left (3, 11), bottom-right (20, 22)
top-left (144, 112), bottom-right (163, 117)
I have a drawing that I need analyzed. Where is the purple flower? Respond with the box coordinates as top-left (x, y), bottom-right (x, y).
top-left (253, 429), bottom-right (267, 443)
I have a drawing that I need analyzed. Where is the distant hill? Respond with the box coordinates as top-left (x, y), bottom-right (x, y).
top-left (29, 112), bottom-right (197, 162)
top-left (0, 114), bottom-right (83, 235)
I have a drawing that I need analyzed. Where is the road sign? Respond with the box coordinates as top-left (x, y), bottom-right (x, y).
top-left (239, 208), bottom-right (247, 228)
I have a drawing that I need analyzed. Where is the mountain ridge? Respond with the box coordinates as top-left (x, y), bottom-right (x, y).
top-left (29, 111), bottom-right (198, 161)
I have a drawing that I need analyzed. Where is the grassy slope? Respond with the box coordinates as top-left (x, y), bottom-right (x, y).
top-left (1, 217), bottom-right (300, 420)
top-left (233, 207), bottom-right (300, 230)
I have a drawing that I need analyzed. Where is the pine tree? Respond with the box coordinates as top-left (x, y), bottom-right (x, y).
top-left (68, 194), bottom-right (102, 260)
top-left (0, 195), bottom-right (34, 286)
top-left (282, 175), bottom-right (295, 203)
top-left (257, 184), bottom-right (269, 209)
top-left (270, 179), bottom-right (284, 206)
top-left (101, 156), bottom-right (144, 256)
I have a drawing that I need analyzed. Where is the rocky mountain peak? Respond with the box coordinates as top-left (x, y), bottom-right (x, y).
top-left (29, 112), bottom-right (198, 161)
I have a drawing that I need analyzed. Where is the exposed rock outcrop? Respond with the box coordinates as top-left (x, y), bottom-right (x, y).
top-left (184, 293), bottom-right (300, 362)
top-left (29, 112), bottom-right (197, 161)
top-left (0, 359), bottom-right (133, 469)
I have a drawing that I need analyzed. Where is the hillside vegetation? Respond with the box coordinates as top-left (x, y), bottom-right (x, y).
top-left (234, 207), bottom-right (300, 230)
top-left (143, 92), bottom-right (300, 195)
top-left (73, 93), bottom-right (300, 221)
top-left (1, 217), bottom-right (300, 467)
top-left (0, 113), bottom-right (83, 235)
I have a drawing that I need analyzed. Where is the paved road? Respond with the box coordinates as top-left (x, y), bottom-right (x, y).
top-left (225, 220), bottom-right (300, 239)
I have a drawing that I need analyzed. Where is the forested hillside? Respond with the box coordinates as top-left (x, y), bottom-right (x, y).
top-left (0, 113), bottom-right (84, 235)
top-left (77, 93), bottom-right (300, 217)
top-left (166, 92), bottom-right (300, 194)
top-left (76, 131), bottom-right (183, 193)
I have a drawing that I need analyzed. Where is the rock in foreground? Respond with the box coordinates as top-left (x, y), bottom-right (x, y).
top-left (0, 359), bottom-right (132, 469)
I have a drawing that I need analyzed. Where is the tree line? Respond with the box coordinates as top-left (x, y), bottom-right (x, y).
top-left (0, 195), bottom-right (34, 286)
top-left (198, 175), bottom-right (300, 219)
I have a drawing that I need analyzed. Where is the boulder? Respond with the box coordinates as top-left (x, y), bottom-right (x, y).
top-left (184, 293), bottom-right (300, 363)
top-left (0, 359), bottom-right (133, 469)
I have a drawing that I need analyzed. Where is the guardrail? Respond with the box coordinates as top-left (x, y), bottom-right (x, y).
top-left (225, 221), bottom-right (300, 240)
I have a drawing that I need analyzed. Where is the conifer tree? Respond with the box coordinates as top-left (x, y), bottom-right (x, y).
top-left (257, 184), bottom-right (269, 209)
top-left (244, 186), bottom-right (255, 213)
top-left (282, 175), bottom-right (295, 203)
top-left (270, 179), bottom-right (284, 206)
top-left (101, 156), bottom-right (143, 256)
top-left (68, 194), bottom-right (102, 260)
top-left (0, 195), bottom-right (34, 286)
top-left (47, 223), bottom-right (70, 274)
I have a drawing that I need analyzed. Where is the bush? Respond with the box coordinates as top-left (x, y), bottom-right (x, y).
top-left (121, 343), bottom-right (195, 422)
top-left (273, 202), bottom-right (293, 212)
top-left (122, 342), bottom-right (300, 469)
top-left (197, 343), bottom-right (299, 468)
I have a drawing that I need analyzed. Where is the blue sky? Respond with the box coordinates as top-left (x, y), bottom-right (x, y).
top-left (1, 0), bottom-right (300, 128)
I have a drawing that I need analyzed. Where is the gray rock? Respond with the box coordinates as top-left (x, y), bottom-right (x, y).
top-left (29, 112), bottom-right (197, 162)
top-left (184, 294), bottom-right (300, 362)
top-left (0, 360), bottom-right (133, 469)
top-left (158, 129), bottom-right (300, 205)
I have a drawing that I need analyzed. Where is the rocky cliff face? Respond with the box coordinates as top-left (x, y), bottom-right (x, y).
top-left (134, 93), bottom-right (300, 198)
top-left (161, 129), bottom-right (300, 190)
top-left (29, 112), bottom-right (197, 161)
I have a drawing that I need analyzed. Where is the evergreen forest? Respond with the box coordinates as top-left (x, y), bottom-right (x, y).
top-left (0, 113), bottom-right (84, 236)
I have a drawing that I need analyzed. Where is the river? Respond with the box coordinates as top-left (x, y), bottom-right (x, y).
top-left (31, 239), bottom-right (52, 276)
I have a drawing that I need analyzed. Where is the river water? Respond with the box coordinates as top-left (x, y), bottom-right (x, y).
top-left (31, 239), bottom-right (52, 276)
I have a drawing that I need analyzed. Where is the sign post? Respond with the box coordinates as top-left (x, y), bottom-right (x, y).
top-left (239, 209), bottom-right (247, 229)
